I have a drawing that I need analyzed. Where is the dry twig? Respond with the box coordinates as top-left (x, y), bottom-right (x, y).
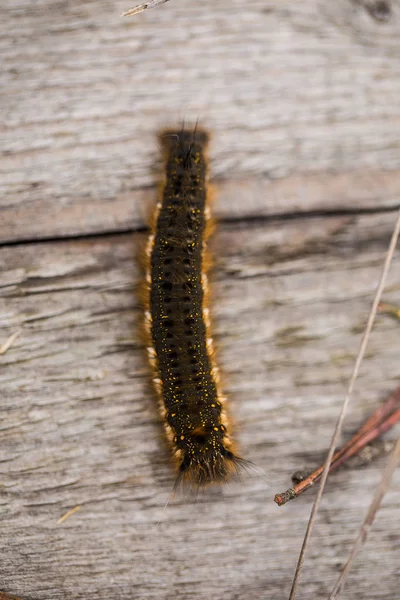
top-left (329, 437), bottom-right (400, 599)
top-left (287, 208), bottom-right (400, 600)
top-left (275, 385), bottom-right (400, 505)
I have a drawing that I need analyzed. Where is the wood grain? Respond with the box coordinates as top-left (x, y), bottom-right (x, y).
top-left (2, 0), bottom-right (400, 241)
top-left (1, 213), bottom-right (400, 600)
top-left (1, 0), bottom-right (400, 599)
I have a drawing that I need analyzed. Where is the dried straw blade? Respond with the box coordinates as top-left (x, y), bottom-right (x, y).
top-left (329, 436), bottom-right (400, 599)
top-left (287, 208), bottom-right (400, 600)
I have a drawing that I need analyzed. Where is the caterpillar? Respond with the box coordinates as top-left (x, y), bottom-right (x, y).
top-left (143, 126), bottom-right (243, 487)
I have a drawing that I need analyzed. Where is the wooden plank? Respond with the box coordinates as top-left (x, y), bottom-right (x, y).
top-left (1, 170), bottom-right (400, 244)
top-left (1, 211), bottom-right (399, 600)
top-left (2, 0), bottom-right (400, 241)
top-left (2, 1), bottom-right (400, 598)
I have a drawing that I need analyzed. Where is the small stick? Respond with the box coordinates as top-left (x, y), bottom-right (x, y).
top-left (0, 330), bottom-right (21, 355)
top-left (56, 505), bottom-right (81, 525)
top-left (286, 208), bottom-right (400, 600)
top-left (121, 0), bottom-right (171, 17)
top-left (328, 436), bottom-right (400, 599)
top-left (274, 384), bottom-right (400, 506)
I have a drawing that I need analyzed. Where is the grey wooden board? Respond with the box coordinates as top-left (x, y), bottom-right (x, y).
top-left (2, 0), bottom-right (400, 241)
top-left (1, 0), bottom-right (400, 599)
top-left (1, 212), bottom-right (400, 600)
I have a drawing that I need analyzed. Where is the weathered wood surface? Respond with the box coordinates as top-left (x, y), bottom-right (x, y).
top-left (1, 214), bottom-right (400, 600)
top-left (1, 1), bottom-right (400, 600)
top-left (2, 0), bottom-right (400, 242)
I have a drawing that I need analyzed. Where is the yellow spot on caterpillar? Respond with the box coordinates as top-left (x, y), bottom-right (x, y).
top-left (180, 435), bottom-right (185, 441)
top-left (147, 234), bottom-right (155, 253)
top-left (213, 427), bottom-right (219, 432)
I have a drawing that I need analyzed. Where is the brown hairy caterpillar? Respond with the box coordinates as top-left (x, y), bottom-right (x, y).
top-left (143, 126), bottom-right (244, 487)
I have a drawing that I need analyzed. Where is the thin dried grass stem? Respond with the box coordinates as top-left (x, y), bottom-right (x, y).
top-left (328, 436), bottom-right (400, 599)
top-left (288, 208), bottom-right (400, 600)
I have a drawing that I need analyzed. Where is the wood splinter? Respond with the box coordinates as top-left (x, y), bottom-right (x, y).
top-left (275, 383), bottom-right (400, 506)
